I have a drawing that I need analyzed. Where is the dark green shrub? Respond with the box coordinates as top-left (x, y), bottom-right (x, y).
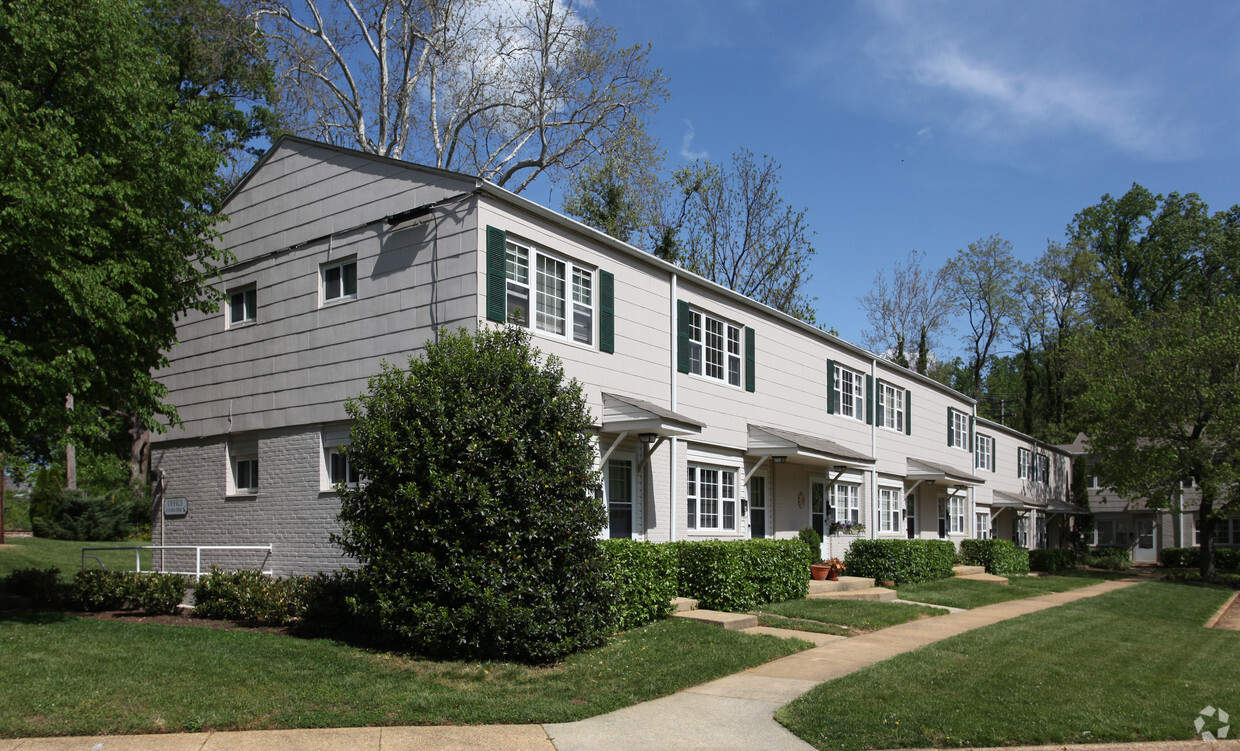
top-left (798, 527), bottom-right (822, 560)
top-left (132, 574), bottom-right (188, 614)
top-left (674, 539), bottom-right (811, 612)
top-left (1084, 546), bottom-right (1132, 570)
top-left (844, 539), bottom-right (956, 584)
top-left (73, 570), bottom-right (135, 610)
top-left (599, 539), bottom-right (678, 630)
top-left (1160, 547), bottom-right (1240, 570)
top-left (30, 487), bottom-right (144, 541)
top-left (336, 326), bottom-right (612, 663)
top-left (1161, 570), bottom-right (1240, 588)
top-left (295, 569), bottom-right (389, 644)
top-left (1028, 548), bottom-right (1076, 573)
top-left (192, 568), bottom-right (300, 625)
top-left (3, 567), bottom-right (66, 606)
top-left (960, 539), bottom-right (1031, 576)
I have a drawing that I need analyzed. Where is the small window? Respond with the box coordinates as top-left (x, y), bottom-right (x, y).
top-left (834, 364), bottom-right (866, 421)
top-left (234, 458), bottom-right (258, 492)
top-left (949, 409), bottom-right (970, 451)
top-left (687, 307), bottom-right (743, 387)
top-left (687, 464), bottom-right (737, 531)
top-left (1018, 447), bottom-right (1033, 479)
top-left (877, 382), bottom-right (905, 432)
top-left (975, 434), bottom-right (994, 471)
top-left (327, 448), bottom-right (359, 488)
top-left (229, 287), bottom-right (256, 326)
top-left (1036, 454), bottom-right (1050, 484)
top-left (975, 512), bottom-right (990, 539)
top-left (323, 259), bottom-right (358, 303)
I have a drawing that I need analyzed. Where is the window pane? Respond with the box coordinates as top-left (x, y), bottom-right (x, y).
top-left (343, 262), bottom-right (357, 297)
top-left (506, 283), bottom-right (529, 327)
top-left (325, 265), bottom-right (341, 300)
top-left (506, 243), bottom-right (529, 284)
top-left (705, 318), bottom-right (724, 380)
top-left (535, 254), bottom-right (566, 335)
top-left (231, 293), bottom-right (246, 323)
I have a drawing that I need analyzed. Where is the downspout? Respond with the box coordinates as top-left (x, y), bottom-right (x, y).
top-left (669, 273), bottom-right (678, 543)
top-left (869, 357), bottom-right (878, 540)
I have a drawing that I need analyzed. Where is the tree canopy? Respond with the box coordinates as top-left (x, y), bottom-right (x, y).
top-left (0, 0), bottom-right (275, 455)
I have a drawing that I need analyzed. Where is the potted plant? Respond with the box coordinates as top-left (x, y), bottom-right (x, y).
top-left (811, 557), bottom-right (846, 581)
top-left (828, 520), bottom-right (866, 536)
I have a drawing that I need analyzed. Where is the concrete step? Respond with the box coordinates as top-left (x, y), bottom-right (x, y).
top-left (672, 608), bottom-right (758, 630)
top-left (956, 572), bottom-right (1009, 584)
top-left (807, 575), bottom-right (875, 593)
top-left (807, 586), bottom-right (898, 602)
top-left (952, 564), bottom-right (986, 576)
top-left (671, 597), bottom-right (699, 612)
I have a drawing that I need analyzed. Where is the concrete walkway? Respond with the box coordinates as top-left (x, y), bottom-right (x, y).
top-left (4, 578), bottom-right (1154, 751)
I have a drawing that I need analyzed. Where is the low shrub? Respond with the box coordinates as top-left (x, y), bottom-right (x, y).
top-left (960, 539), bottom-right (1031, 576)
top-left (674, 539), bottom-right (811, 612)
top-left (294, 569), bottom-right (390, 643)
top-left (844, 539), bottom-right (956, 584)
top-left (798, 527), bottom-right (822, 559)
top-left (2, 567), bottom-right (66, 606)
top-left (1161, 570), bottom-right (1240, 588)
top-left (599, 539), bottom-right (678, 630)
top-left (72, 570), bottom-right (188, 614)
top-left (1029, 548), bottom-right (1076, 573)
top-left (192, 568), bottom-right (301, 625)
top-left (132, 573), bottom-right (188, 614)
top-left (1083, 546), bottom-right (1132, 570)
top-left (1161, 547), bottom-right (1240, 570)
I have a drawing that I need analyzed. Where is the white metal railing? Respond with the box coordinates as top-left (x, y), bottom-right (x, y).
top-left (80, 545), bottom-right (273, 579)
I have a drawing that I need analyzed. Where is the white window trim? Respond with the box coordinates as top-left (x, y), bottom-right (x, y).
top-left (321, 257), bottom-right (358, 305)
top-left (975, 433), bottom-right (994, 471)
top-left (325, 446), bottom-right (359, 490)
top-left (505, 239), bottom-right (596, 347)
top-left (878, 486), bottom-right (903, 534)
top-left (687, 463), bottom-right (739, 533)
top-left (227, 285), bottom-right (256, 328)
top-left (229, 456), bottom-right (258, 495)
top-left (877, 382), bottom-right (905, 432)
top-left (948, 496), bottom-right (966, 534)
top-left (1018, 447), bottom-right (1033, 480)
top-left (1036, 454), bottom-right (1050, 484)
top-left (687, 306), bottom-right (743, 387)
top-left (830, 482), bottom-right (861, 525)
top-left (975, 511), bottom-right (991, 539)
top-left (834, 364), bottom-right (866, 421)
top-left (949, 409), bottom-right (970, 451)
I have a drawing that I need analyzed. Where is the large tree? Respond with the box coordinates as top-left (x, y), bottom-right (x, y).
top-left (0, 0), bottom-right (274, 455)
top-left (859, 250), bottom-right (952, 374)
top-left (667, 149), bottom-right (818, 322)
top-left (941, 235), bottom-right (1022, 399)
top-left (249, 0), bottom-right (668, 193)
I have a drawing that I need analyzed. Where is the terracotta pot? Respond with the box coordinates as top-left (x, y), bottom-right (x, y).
top-left (810, 564), bottom-right (830, 581)
top-left (881, 580), bottom-right (896, 587)
top-left (827, 570), bottom-right (840, 581)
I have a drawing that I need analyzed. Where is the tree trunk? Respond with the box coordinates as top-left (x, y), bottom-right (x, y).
top-left (128, 414), bottom-right (150, 489)
top-left (1199, 489), bottom-right (1217, 579)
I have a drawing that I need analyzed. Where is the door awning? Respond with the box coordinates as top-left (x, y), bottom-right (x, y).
top-left (906, 457), bottom-right (983, 487)
top-left (990, 490), bottom-right (1045, 509)
top-left (1044, 498), bottom-right (1087, 515)
top-left (746, 424), bottom-right (874, 469)
top-left (600, 393), bottom-right (704, 439)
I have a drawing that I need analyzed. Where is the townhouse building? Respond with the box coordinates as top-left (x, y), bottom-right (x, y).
top-left (149, 137), bottom-right (1078, 576)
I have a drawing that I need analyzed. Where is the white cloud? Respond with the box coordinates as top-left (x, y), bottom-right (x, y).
top-left (681, 120), bottom-right (708, 160)
top-left (916, 126), bottom-right (932, 141)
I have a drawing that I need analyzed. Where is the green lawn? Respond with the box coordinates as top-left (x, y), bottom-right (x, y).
top-left (896, 569), bottom-right (1129, 609)
top-left (0, 536), bottom-right (153, 579)
top-left (777, 581), bottom-right (1238, 750)
top-left (0, 613), bottom-right (809, 737)
top-left (755, 598), bottom-right (947, 636)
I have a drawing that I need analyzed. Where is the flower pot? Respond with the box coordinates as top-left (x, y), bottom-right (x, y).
top-left (810, 564), bottom-right (831, 581)
top-left (827, 570), bottom-right (839, 581)
top-left (881, 580), bottom-right (895, 587)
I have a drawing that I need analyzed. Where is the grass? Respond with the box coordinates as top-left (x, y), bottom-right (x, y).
top-left (777, 581), bottom-right (1239, 750)
top-left (755, 598), bottom-right (947, 636)
top-left (896, 569), bottom-right (1129, 609)
top-left (0, 536), bottom-right (153, 579)
top-left (0, 612), bottom-right (810, 737)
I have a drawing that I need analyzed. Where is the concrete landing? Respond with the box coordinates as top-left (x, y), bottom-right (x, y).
top-left (741, 625), bottom-right (846, 646)
top-left (952, 564), bottom-right (986, 576)
top-left (956, 572), bottom-right (1010, 584)
top-left (807, 586), bottom-right (897, 601)
top-left (672, 608), bottom-right (758, 630)
top-left (671, 596), bottom-right (698, 612)
top-left (806, 575), bottom-right (873, 594)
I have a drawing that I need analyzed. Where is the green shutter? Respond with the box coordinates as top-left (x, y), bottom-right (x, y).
top-left (947, 408), bottom-right (954, 447)
top-left (744, 326), bottom-right (756, 392)
top-left (875, 379), bottom-right (885, 426)
top-left (866, 375), bottom-right (874, 425)
top-left (485, 226), bottom-right (507, 322)
top-left (676, 300), bottom-right (691, 373)
top-left (826, 359), bottom-right (836, 414)
top-left (905, 389), bottom-right (912, 435)
top-left (599, 270), bottom-right (615, 354)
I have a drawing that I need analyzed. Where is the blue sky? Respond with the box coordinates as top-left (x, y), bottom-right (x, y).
top-left (575, 0), bottom-right (1240, 353)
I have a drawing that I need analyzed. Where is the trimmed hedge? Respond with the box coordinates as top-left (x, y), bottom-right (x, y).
top-left (599, 539), bottom-right (678, 630)
top-left (2, 567), bottom-right (65, 606)
top-left (71, 570), bottom-right (188, 614)
top-left (1161, 547), bottom-right (1240, 570)
top-left (960, 539), bottom-right (1031, 576)
top-left (844, 539), bottom-right (956, 584)
top-left (192, 568), bottom-right (303, 625)
top-left (674, 539), bottom-right (811, 612)
top-left (1028, 548), bottom-right (1076, 573)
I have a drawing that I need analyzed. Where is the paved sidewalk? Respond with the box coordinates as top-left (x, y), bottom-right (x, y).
top-left (4, 578), bottom-right (1155, 751)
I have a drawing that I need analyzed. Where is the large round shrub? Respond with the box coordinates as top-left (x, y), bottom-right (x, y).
top-left (336, 326), bottom-right (613, 663)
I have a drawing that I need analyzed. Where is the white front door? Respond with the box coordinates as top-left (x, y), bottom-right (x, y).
top-left (1134, 518), bottom-right (1157, 562)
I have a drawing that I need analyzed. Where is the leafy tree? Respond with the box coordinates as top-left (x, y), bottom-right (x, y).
top-left (561, 125), bottom-right (664, 244)
top-left (1068, 298), bottom-right (1240, 578)
top-left (336, 326), bottom-right (612, 662)
top-left (0, 0), bottom-right (274, 456)
top-left (668, 149), bottom-right (818, 322)
top-left (859, 250), bottom-right (952, 374)
top-left (941, 235), bottom-right (1022, 399)
top-left (251, 0), bottom-right (668, 193)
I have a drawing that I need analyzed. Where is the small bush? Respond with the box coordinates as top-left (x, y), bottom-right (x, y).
top-left (844, 539), bottom-right (956, 584)
top-left (599, 539), bottom-right (678, 630)
top-left (1029, 548), bottom-right (1076, 573)
top-left (30, 487), bottom-right (145, 541)
top-left (73, 570), bottom-right (135, 610)
top-left (1161, 570), bottom-right (1240, 588)
top-left (1161, 547), bottom-right (1240, 570)
top-left (2, 567), bottom-right (66, 606)
top-left (960, 539), bottom-right (1031, 576)
top-left (1083, 546), bottom-right (1132, 570)
top-left (295, 569), bottom-right (389, 644)
top-left (192, 568), bottom-right (300, 625)
top-left (798, 527), bottom-right (822, 559)
top-left (132, 574), bottom-right (188, 614)
top-left (675, 539), bottom-right (811, 612)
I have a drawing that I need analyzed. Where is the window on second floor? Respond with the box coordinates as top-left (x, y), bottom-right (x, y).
top-left (233, 457), bottom-right (258, 493)
top-left (830, 362), bottom-right (867, 422)
top-left (505, 240), bottom-right (594, 346)
top-left (876, 381), bottom-right (906, 432)
top-left (975, 433), bottom-right (994, 471)
top-left (228, 286), bottom-right (256, 327)
top-left (1036, 454), bottom-right (1050, 484)
top-left (948, 408), bottom-right (970, 451)
top-left (686, 308), bottom-right (742, 386)
top-left (1017, 447), bottom-right (1033, 480)
top-left (322, 258), bottom-right (358, 304)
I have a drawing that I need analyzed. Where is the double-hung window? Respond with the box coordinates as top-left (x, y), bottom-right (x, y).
top-left (686, 465), bottom-right (737, 531)
top-left (878, 487), bottom-right (902, 533)
top-left (975, 434), bottom-right (994, 471)
top-left (1036, 454), bottom-right (1050, 484)
top-left (830, 482), bottom-right (860, 524)
top-left (234, 458), bottom-right (258, 492)
top-left (322, 258), bottom-right (358, 303)
top-left (948, 496), bottom-right (966, 534)
top-left (228, 286), bottom-right (256, 326)
top-left (1017, 448), bottom-right (1033, 479)
top-left (505, 240), bottom-right (594, 345)
top-left (877, 382), bottom-right (905, 432)
top-left (975, 512), bottom-right (990, 539)
top-left (834, 364), bottom-right (866, 420)
top-left (687, 308), bottom-right (741, 386)
top-left (327, 448), bottom-right (359, 488)
top-left (948, 408), bottom-right (970, 451)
